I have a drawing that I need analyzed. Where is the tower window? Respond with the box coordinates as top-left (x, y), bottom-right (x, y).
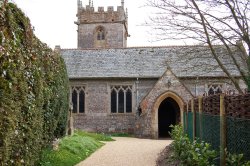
top-left (96, 27), bottom-right (105, 40)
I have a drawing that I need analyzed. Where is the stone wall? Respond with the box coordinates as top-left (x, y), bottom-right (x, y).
top-left (70, 78), bottom-right (156, 133)
top-left (135, 69), bottom-right (194, 138)
top-left (70, 76), bottom-right (245, 136)
top-left (77, 23), bottom-right (126, 49)
top-left (74, 113), bottom-right (135, 133)
top-left (70, 76), bottom-right (245, 138)
top-left (135, 74), bottom-right (246, 138)
top-left (76, 1), bottom-right (128, 49)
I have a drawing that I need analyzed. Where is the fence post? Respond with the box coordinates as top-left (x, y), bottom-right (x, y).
top-left (220, 94), bottom-right (226, 166)
top-left (185, 101), bottom-right (189, 133)
top-left (192, 99), bottom-right (196, 140)
top-left (198, 96), bottom-right (203, 139)
top-left (183, 105), bottom-right (186, 133)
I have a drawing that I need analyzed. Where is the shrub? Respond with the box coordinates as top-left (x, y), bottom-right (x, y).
top-left (0, 2), bottom-right (69, 165)
top-left (169, 125), bottom-right (217, 166)
top-left (226, 150), bottom-right (250, 166)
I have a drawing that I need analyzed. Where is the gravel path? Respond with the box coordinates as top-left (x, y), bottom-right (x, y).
top-left (76, 137), bottom-right (172, 166)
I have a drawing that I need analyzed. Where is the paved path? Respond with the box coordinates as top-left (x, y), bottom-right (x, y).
top-left (76, 137), bottom-right (172, 166)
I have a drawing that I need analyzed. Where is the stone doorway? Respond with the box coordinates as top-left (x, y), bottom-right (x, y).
top-left (158, 97), bottom-right (180, 138)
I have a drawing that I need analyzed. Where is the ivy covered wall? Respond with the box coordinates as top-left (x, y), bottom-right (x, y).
top-left (0, 2), bottom-right (69, 165)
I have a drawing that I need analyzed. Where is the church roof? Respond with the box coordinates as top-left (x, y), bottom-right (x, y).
top-left (61, 46), bottom-right (246, 79)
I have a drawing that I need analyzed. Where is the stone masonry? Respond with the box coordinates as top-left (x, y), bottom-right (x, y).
top-left (59, 0), bottom-right (248, 138)
top-left (70, 79), bottom-right (156, 133)
top-left (76, 0), bottom-right (128, 49)
top-left (61, 47), bottom-right (247, 137)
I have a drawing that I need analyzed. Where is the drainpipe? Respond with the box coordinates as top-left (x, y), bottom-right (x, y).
top-left (136, 78), bottom-right (139, 116)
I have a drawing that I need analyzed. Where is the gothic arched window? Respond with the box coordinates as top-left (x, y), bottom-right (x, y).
top-left (72, 89), bottom-right (78, 113)
top-left (126, 89), bottom-right (132, 113)
top-left (71, 86), bottom-right (85, 113)
top-left (96, 27), bottom-right (105, 40)
top-left (207, 84), bottom-right (222, 95)
top-left (111, 89), bottom-right (117, 113)
top-left (110, 85), bottom-right (133, 113)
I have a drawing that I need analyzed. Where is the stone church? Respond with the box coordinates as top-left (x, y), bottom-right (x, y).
top-left (58, 0), bottom-right (247, 138)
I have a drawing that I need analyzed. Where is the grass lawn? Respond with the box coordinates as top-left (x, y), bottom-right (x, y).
top-left (109, 133), bottom-right (134, 137)
top-left (39, 131), bottom-right (113, 166)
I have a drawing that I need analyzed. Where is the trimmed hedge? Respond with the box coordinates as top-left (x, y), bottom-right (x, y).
top-left (0, 2), bottom-right (69, 165)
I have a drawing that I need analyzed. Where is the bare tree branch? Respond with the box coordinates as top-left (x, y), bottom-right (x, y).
top-left (146, 0), bottom-right (250, 92)
top-left (190, 0), bottom-right (243, 94)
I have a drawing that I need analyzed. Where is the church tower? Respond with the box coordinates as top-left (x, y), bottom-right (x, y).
top-left (75, 0), bottom-right (129, 49)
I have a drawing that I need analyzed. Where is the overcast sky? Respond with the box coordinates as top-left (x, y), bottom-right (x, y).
top-left (12, 0), bottom-right (175, 49)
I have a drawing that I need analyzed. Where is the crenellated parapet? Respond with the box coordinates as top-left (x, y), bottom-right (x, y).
top-left (76, 0), bottom-right (129, 49)
top-left (76, 0), bottom-right (128, 24)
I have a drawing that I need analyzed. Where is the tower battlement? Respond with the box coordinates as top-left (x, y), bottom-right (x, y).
top-left (76, 0), bottom-right (127, 24)
top-left (76, 0), bottom-right (129, 49)
top-left (80, 5), bottom-right (124, 13)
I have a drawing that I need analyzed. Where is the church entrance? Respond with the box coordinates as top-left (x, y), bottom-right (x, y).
top-left (158, 97), bottom-right (180, 138)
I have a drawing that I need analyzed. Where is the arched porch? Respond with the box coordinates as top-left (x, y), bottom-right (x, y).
top-left (151, 91), bottom-right (184, 139)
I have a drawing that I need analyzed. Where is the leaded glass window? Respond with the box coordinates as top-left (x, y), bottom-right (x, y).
top-left (208, 84), bottom-right (222, 95)
top-left (111, 89), bottom-right (117, 113)
top-left (126, 89), bottom-right (132, 113)
top-left (72, 89), bottom-right (78, 113)
top-left (71, 86), bottom-right (85, 113)
top-left (110, 85), bottom-right (132, 113)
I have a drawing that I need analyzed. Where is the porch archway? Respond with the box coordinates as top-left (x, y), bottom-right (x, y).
top-left (151, 91), bottom-right (184, 138)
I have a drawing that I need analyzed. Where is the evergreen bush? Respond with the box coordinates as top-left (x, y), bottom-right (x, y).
top-left (169, 125), bottom-right (217, 166)
top-left (0, 2), bottom-right (69, 165)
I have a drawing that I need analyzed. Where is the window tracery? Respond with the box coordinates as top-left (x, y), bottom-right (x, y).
top-left (110, 85), bottom-right (132, 113)
top-left (207, 84), bottom-right (222, 95)
top-left (71, 86), bottom-right (85, 113)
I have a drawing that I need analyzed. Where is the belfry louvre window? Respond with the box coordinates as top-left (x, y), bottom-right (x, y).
top-left (71, 86), bottom-right (85, 113)
top-left (111, 85), bottom-right (132, 113)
